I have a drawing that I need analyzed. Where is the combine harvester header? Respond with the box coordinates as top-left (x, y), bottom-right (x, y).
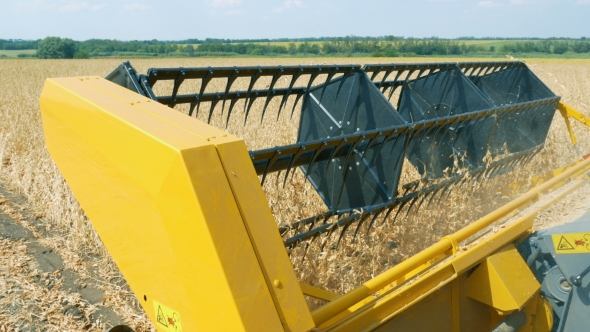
top-left (39, 60), bottom-right (590, 331)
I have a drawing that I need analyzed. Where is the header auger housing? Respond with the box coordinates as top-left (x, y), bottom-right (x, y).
top-left (40, 60), bottom-right (590, 331)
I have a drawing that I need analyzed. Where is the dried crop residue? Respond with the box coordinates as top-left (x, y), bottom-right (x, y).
top-left (0, 58), bottom-right (590, 326)
top-left (0, 186), bottom-right (151, 331)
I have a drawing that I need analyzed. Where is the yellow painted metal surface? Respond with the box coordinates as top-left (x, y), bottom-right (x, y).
top-left (466, 245), bottom-right (540, 312)
top-left (557, 101), bottom-right (590, 147)
top-left (558, 101), bottom-right (590, 128)
top-left (215, 140), bottom-right (315, 331)
top-left (39, 77), bottom-right (313, 331)
top-left (300, 283), bottom-right (339, 302)
top-left (532, 297), bottom-right (553, 332)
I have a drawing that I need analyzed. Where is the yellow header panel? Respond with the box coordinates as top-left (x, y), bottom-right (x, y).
top-left (40, 77), bottom-right (284, 331)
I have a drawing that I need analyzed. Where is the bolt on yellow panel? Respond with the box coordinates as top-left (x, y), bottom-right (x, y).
top-left (466, 245), bottom-right (540, 312)
top-left (40, 77), bottom-right (285, 331)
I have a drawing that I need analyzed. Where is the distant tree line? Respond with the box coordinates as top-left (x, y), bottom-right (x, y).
top-left (196, 38), bottom-right (590, 57)
top-left (0, 39), bottom-right (39, 50)
top-left (2, 36), bottom-right (590, 59)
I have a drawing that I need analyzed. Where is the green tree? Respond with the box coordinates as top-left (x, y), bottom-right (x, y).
top-left (73, 51), bottom-right (89, 59)
top-left (288, 42), bottom-right (297, 55)
top-left (553, 42), bottom-right (569, 54)
top-left (37, 37), bottom-right (76, 59)
top-left (185, 44), bottom-right (195, 56)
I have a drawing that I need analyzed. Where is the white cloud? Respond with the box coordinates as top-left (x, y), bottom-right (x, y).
top-left (206, 0), bottom-right (242, 7)
top-left (477, 0), bottom-right (502, 7)
top-left (58, 1), bottom-right (88, 11)
top-left (123, 2), bottom-right (151, 11)
top-left (14, 0), bottom-right (57, 11)
top-left (225, 9), bottom-right (242, 15)
top-left (90, 4), bottom-right (106, 11)
top-left (274, 0), bottom-right (303, 12)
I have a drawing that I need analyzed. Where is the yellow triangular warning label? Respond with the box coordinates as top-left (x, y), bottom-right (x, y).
top-left (557, 236), bottom-right (575, 250)
top-left (157, 305), bottom-right (168, 327)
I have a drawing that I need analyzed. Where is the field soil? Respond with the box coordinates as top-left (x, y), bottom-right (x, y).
top-left (1, 57), bottom-right (590, 331)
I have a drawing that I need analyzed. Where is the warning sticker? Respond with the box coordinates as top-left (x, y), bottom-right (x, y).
top-left (153, 300), bottom-right (183, 332)
top-left (552, 233), bottom-right (590, 254)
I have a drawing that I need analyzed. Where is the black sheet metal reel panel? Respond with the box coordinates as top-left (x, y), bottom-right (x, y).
top-left (106, 61), bottom-right (560, 247)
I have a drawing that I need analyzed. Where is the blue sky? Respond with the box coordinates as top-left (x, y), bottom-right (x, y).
top-left (1, 0), bottom-right (589, 40)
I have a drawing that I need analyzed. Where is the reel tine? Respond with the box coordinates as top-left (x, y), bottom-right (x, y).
top-left (415, 189), bottom-right (433, 211)
top-left (427, 185), bottom-right (442, 208)
top-left (261, 89), bottom-right (277, 123)
top-left (188, 95), bottom-right (200, 117)
top-left (393, 195), bottom-right (413, 223)
top-left (320, 67), bottom-right (338, 102)
top-left (260, 149), bottom-right (282, 186)
top-left (381, 202), bottom-right (399, 224)
top-left (244, 67), bottom-right (263, 113)
top-left (196, 67), bottom-right (214, 117)
top-left (320, 224), bottom-right (336, 252)
top-left (279, 70), bottom-right (302, 112)
top-left (373, 132), bottom-right (396, 162)
top-left (404, 194), bottom-right (421, 217)
top-left (429, 67), bottom-right (446, 91)
top-left (244, 91), bottom-right (259, 125)
top-left (306, 141), bottom-right (329, 176)
top-left (378, 69), bottom-right (394, 89)
top-left (435, 183), bottom-right (452, 205)
top-left (390, 67), bottom-right (405, 87)
top-left (277, 94), bottom-right (290, 120)
top-left (268, 67), bottom-right (283, 95)
top-left (335, 67), bottom-right (354, 100)
top-left (207, 94), bottom-right (221, 124)
top-left (364, 211), bottom-right (382, 236)
top-left (226, 92), bottom-right (241, 127)
top-left (305, 68), bottom-right (321, 94)
top-left (387, 85), bottom-right (399, 102)
top-left (222, 67), bottom-right (239, 112)
top-left (351, 212), bottom-right (372, 243)
top-left (300, 242), bottom-right (310, 264)
top-left (283, 144), bottom-right (305, 187)
top-left (335, 221), bottom-right (354, 249)
top-left (367, 65), bottom-right (380, 81)
top-left (291, 90), bottom-right (306, 119)
top-left (262, 68), bottom-right (283, 121)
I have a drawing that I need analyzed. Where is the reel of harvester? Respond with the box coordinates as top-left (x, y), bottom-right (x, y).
top-left (40, 60), bottom-right (590, 331)
top-left (107, 61), bottom-right (559, 249)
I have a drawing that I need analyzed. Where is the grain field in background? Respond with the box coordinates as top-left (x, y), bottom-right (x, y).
top-left (0, 58), bottom-right (589, 329)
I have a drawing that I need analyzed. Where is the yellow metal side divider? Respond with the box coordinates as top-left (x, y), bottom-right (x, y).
top-left (558, 101), bottom-right (590, 150)
top-left (39, 77), bottom-right (313, 331)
